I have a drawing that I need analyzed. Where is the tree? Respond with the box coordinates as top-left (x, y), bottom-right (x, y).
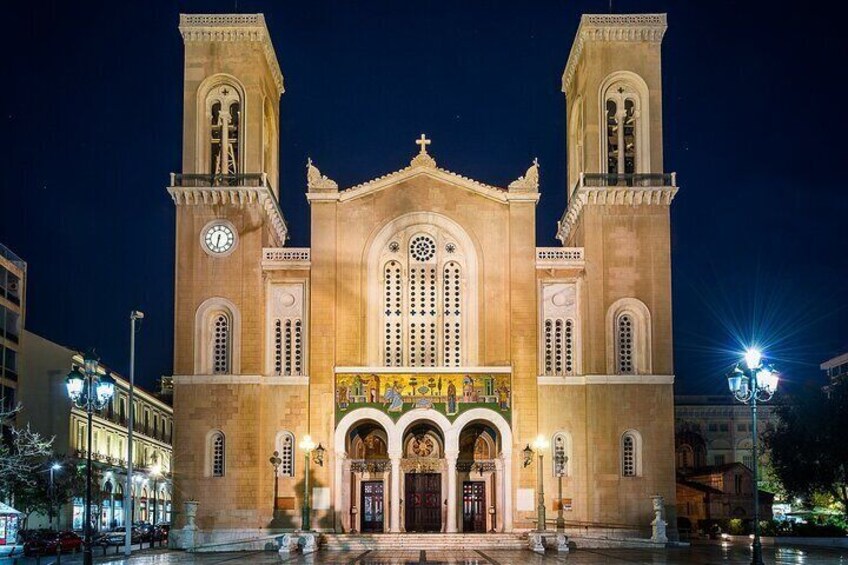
top-left (8, 455), bottom-right (86, 530)
top-left (765, 383), bottom-right (848, 517)
top-left (0, 406), bottom-right (53, 496)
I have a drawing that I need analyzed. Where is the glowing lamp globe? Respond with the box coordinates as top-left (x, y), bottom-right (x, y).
top-left (758, 368), bottom-right (779, 394)
top-left (65, 367), bottom-right (86, 402)
top-left (744, 348), bottom-right (763, 370)
top-left (95, 373), bottom-right (116, 405)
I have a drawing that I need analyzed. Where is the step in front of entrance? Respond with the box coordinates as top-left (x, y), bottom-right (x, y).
top-left (322, 533), bottom-right (526, 551)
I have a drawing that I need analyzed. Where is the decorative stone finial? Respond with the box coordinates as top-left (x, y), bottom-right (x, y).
top-left (411, 133), bottom-right (436, 168)
top-left (509, 158), bottom-right (539, 192)
top-left (306, 157), bottom-right (338, 191)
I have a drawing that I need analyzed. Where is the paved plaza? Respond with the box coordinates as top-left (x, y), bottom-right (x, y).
top-left (3, 542), bottom-right (847, 565)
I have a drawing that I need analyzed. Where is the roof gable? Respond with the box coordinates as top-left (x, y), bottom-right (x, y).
top-left (305, 135), bottom-right (540, 205)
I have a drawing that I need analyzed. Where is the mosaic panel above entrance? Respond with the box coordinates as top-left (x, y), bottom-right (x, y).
top-left (335, 372), bottom-right (511, 425)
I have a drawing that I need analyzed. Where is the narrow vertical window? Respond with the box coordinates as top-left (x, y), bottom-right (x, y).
top-left (211, 432), bottom-right (225, 477)
top-left (284, 319), bottom-right (292, 375)
top-left (278, 432), bottom-right (295, 477)
top-left (212, 313), bottom-right (231, 374)
top-left (622, 432), bottom-right (638, 477)
top-left (383, 260), bottom-right (403, 366)
top-left (553, 432), bottom-right (569, 477)
top-left (554, 319), bottom-right (564, 374)
top-left (623, 99), bottom-right (636, 174)
top-left (442, 262), bottom-right (462, 366)
top-left (408, 235), bottom-right (437, 367)
top-left (564, 319), bottom-right (575, 375)
top-left (606, 99), bottom-right (619, 175)
top-left (616, 314), bottom-right (634, 375)
top-left (293, 320), bottom-right (303, 375)
top-left (274, 319), bottom-right (282, 375)
top-left (544, 319), bottom-right (554, 374)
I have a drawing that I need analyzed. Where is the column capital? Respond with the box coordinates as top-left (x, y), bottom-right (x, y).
top-left (445, 450), bottom-right (459, 462)
top-left (388, 451), bottom-right (402, 461)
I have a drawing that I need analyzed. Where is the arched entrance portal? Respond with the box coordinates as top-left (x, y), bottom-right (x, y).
top-left (334, 407), bottom-right (513, 533)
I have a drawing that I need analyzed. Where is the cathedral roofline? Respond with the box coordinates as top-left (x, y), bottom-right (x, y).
top-left (179, 13), bottom-right (284, 95)
top-left (306, 136), bottom-right (540, 205)
top-left (562, 13), bottom-right (667, 93)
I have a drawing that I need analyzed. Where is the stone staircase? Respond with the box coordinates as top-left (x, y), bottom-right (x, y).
top-left (321, 532), bottom-right (527, 551)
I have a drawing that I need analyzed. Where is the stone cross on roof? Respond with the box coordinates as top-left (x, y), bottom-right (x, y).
top-left (415, 134), bottom-right (431, 155)
top-left (410, 134), bottom-right (436, 168)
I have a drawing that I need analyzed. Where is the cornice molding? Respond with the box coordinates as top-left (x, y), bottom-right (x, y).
top-left (179, 13), bottom-right (284, 95)
top-left (562, 13), bottom-right (667, 93)
top-left (167, 184), bottom-right (288, 246)
top-left (538, 374), bottom-right (675, 385)
top-left (556, 184), bottom-right (678, 244)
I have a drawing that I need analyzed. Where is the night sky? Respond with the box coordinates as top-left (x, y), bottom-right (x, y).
top-left (2, 1), bottom-right (846, 395)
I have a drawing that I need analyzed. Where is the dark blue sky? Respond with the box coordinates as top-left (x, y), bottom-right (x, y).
top-left (2, 1), bottom-right (846, 395)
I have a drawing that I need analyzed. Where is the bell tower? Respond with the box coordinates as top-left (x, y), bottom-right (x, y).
top-left (555, 14), bottom-right (679, 530)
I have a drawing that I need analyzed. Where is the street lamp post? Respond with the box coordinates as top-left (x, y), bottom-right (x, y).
top-left (269, 451), bottom-right (282, 520)
top-left (298, 436), bottom-right (325, 531)
top-left (126, 310), bottom-right (143, 557)
top-left (523, 435), bottom-right (549, 532)
top-left (726, 348), bottom-right (779, 565)
top-left (65, 350), bottom-right (116, 565)
top-left (48, 463), bottom-right (62, 530)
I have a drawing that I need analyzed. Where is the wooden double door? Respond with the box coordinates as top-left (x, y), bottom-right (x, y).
top-left (462, 481), bottom-right (487, 532)
top-left (404, 473), bottom-right (442, 532)
top-left (361, 481), bottom-right (384, 533)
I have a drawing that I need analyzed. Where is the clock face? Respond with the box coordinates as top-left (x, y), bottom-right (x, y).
top-left (203, 223), bottom-right (236, 255)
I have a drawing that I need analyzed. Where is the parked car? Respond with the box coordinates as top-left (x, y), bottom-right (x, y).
top-left (153, 524), bottom-right (170, 541)
top-left (23, 531), bottom-right (83, 556)
top-left (99, 526), bottom-right (141, 546)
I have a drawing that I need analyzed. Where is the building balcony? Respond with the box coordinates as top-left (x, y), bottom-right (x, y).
top-left (167, 172), bottom-right (288, 246)
top-left (577, 172), bottom-right (676, 189)
top-left (558, 172), bottom-right (679, 244)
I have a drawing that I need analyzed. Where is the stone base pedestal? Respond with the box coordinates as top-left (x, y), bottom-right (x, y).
top-left (528, 532), bottom-right (545, 554)
top-left (556, 532), bottom-right (570, 552)
top-left (299, 532), bottom-right (317, 554)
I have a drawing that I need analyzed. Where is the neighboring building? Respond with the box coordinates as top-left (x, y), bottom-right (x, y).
top-left (168, 12), bottom-right (680, 544)
top-left (822, 352), bottom-right (848, 390)
top-left (676, 463), bottom-right (773, 532)
top-left (675, 395), bottom-right (776, 471)
top-left (18, 330), bottom-right (173, 530)
top-left (0, 243), bottom-right (26, 424)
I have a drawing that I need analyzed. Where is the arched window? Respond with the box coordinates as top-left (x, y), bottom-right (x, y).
top-left (208, 431), bottom-right (225, 478)
top-left (606, 298), bottom-right (652, 375)
top-left (276, 431), bottom-right (295, 477)
top-left (212, 313), bottom-right (231, 374)
top-left (195, 297), bottom-right (241, 375)
top-left (377, 225), bottom-right (472, 367)
top-left (676, 444), bottom-right (695, 470)
top-left (621, 430), bottom-right (642, 477)
top-left (206, 84), bottom-right (242, 176)
top-left (616, 313), bottom-right (634, 375)
top-left (552, 431), bottom-right (572, 477)
top-left (600, 73), bottom-right (651, 178)
top-left (540, 283), bottom-right (579, 376)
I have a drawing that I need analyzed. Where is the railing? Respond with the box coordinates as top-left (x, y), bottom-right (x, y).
top-left (536, 247), bottom-right (584, 262)
top-left (169, 173), bottom-right (268, 188)
top-left (579, 173), bottom-right (676, 189)
top-left (262, 248), bottom-right (310, 263)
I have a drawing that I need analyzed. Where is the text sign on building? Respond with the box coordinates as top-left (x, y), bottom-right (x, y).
top-left (335, 370), bottom-right (511, 425)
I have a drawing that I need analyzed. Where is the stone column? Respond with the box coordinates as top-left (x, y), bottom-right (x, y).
top-left (502, 452), bottom-right (513, 531)
top-left (334, 455), bottom-right (345, 532)
top-left (494, 457), bottom-right (504, 532)
top-left (446, 452), bottom-right (458, 533)
top-left (390, 453), bottom-right (401, 532)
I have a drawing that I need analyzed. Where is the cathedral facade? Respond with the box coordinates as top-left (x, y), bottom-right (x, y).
top-left (168, 12), bottom-right (678, 543)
